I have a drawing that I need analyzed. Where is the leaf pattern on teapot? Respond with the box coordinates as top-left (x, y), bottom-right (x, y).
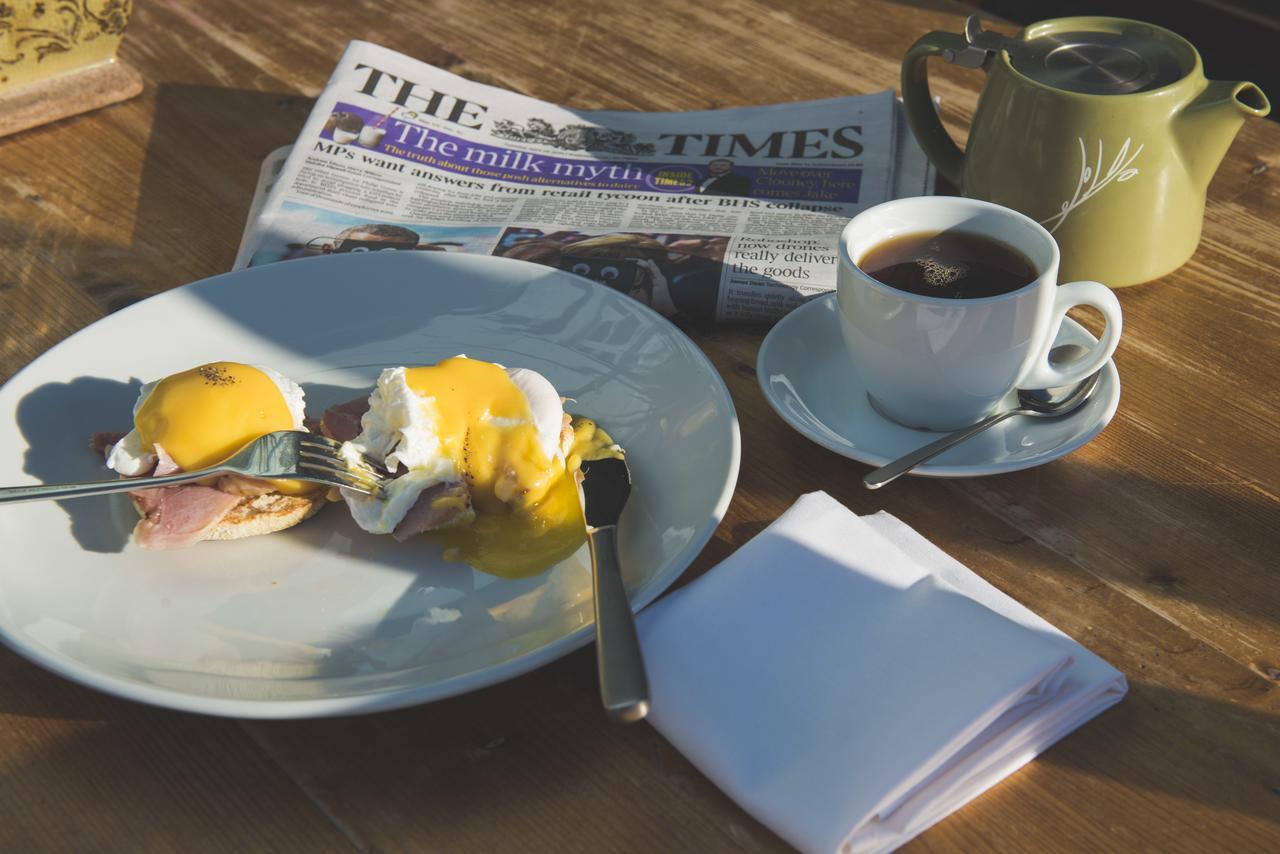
top-left (1040, 137), bottom-right (1144, 234)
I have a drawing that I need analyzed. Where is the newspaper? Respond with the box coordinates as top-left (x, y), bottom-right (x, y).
top-left (236, 41), bottom-right (934, 323)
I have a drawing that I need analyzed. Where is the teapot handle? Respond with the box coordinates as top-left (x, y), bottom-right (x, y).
top-left (901, 31), bottom-right (974, 189)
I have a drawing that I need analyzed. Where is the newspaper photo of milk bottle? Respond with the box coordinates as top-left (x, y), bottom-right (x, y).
top-left (235, 40), bottom-right (934, 324)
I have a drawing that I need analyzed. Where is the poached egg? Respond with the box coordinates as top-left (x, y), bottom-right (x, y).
top-left (106, 362), bottom-right (311, 493)
top-left (340, 356), bottom-right (611, 578)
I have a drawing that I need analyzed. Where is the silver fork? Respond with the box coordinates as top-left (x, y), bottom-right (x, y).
top-left (0, 431), bottom-right (391, 505)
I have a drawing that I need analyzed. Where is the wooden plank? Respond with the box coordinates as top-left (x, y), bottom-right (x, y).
top-left (242, 655), bottom-right (791, 853)
top-left (0, 648), bottom-right (356, 852)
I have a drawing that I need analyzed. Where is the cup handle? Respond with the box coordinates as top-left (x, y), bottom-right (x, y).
top-left (1021, 281), bottom-right (1123, 390)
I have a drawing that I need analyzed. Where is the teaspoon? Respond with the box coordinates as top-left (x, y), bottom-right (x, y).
top-left (862, 344), bottom-right (1102, 489)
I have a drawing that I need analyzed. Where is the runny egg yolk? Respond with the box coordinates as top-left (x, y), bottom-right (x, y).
top-left (403, 358), bottom-right (622, 580)
top-left (426, 473), bottom-right (586, 579)
top-left (565, 417), bottom-right (625, 470)
top-left (426, 414), bottom-right (624, 579)
top-left (134, 362), bottom-right (312, 495)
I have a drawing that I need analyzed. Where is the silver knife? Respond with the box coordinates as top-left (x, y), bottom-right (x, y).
top-left (579, 454), bottom-right (649, 723)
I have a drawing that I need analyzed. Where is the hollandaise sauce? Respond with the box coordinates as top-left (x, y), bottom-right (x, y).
top-left (406, 357), bottom-right (624, 579)
top-left (134, 362), bottom-right (313, 494)
top-left (402, 358), bottom-right (557, 514)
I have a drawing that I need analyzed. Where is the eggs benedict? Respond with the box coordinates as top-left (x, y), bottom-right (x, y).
top-left (333, 356), bottom-right (620, 578)
top-left (103, 362), bottom-right (325, 548)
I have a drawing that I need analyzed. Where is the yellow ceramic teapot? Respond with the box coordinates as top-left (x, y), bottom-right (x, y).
top-left (902, 16), bottom-right (1270, 287)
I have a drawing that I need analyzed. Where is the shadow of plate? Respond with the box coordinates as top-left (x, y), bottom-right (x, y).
top-left (16, 376), bottom-right (141, 553)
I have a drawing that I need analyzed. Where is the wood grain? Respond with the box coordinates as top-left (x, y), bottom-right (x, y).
top-left (0, 0), bottom-right (1277, 851)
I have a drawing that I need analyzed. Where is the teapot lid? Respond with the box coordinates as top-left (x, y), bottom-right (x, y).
top-left (1013, 30), bottom-right (1184, 94)
top-left (949, 17), bottom-right (1188, 95)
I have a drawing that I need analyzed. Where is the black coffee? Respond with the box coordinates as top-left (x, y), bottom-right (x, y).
top-left (858, 230), bottom-right (1037, 299)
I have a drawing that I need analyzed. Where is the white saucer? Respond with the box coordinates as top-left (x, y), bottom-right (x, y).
top-left (757, 293), bottom-right (1121, 478)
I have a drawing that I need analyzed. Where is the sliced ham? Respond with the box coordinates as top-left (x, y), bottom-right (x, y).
top-left (391, 481), bottom-right (473, 542)
top-left (90, 428), bottom-right (320, 548)
top-left (152, 443), bottom-right (181, 476)
top-left (129, 485), bottom-right (242, 549)
top-left (320, 396), bottom-right (371, 442)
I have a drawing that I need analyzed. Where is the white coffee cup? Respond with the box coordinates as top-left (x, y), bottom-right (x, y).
top-left (837, 197), bottom-right (1122, 431)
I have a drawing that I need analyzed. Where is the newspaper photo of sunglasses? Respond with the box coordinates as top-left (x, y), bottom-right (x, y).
top-left (306, 237), bottom-right (413, 253)
top-left (302, 223), bottom-right (468, 255)
top-left (304, 223), bottom-right (419, 254)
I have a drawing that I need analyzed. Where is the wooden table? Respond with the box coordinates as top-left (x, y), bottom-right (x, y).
top-left (2, 1), bottom-right (1277, 850)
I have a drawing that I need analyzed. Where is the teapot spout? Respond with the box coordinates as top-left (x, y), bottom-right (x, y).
top-left (1177, 80), bottom-right (1270, 190)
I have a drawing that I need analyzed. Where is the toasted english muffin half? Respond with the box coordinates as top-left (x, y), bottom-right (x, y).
top-left (127, 489), bottom-right (326, 546)
top-left (202, 492), bottom-right (326, 541)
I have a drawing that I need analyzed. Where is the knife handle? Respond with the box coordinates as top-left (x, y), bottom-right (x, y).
top-left (588, 525), bottom-right (650, 723)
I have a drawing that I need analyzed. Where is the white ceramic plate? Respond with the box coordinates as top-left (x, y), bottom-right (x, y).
top-left (0, 252), bottom-right (740, 718)
top-left (757, 293), bottom-right (1119, 476)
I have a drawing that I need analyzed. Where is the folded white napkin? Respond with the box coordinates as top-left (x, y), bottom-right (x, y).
top-left (637, 491), bottom-right (1126, 854)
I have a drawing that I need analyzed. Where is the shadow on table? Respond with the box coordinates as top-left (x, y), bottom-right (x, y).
top-left (7, 646), bottom-right (1276, 837)
top-left (0, 649), bottom-right (351, 850)
top-left (3, 84), bottom-right (311, 329)
top-left (134, 82), bottom-right (313, 270)
top-left (63, 83), bottom-right (314, 316)
top-left (1036, 680), bottom-right (1280, 828)
top-left (954, 459), bottom-right (1280, 631)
